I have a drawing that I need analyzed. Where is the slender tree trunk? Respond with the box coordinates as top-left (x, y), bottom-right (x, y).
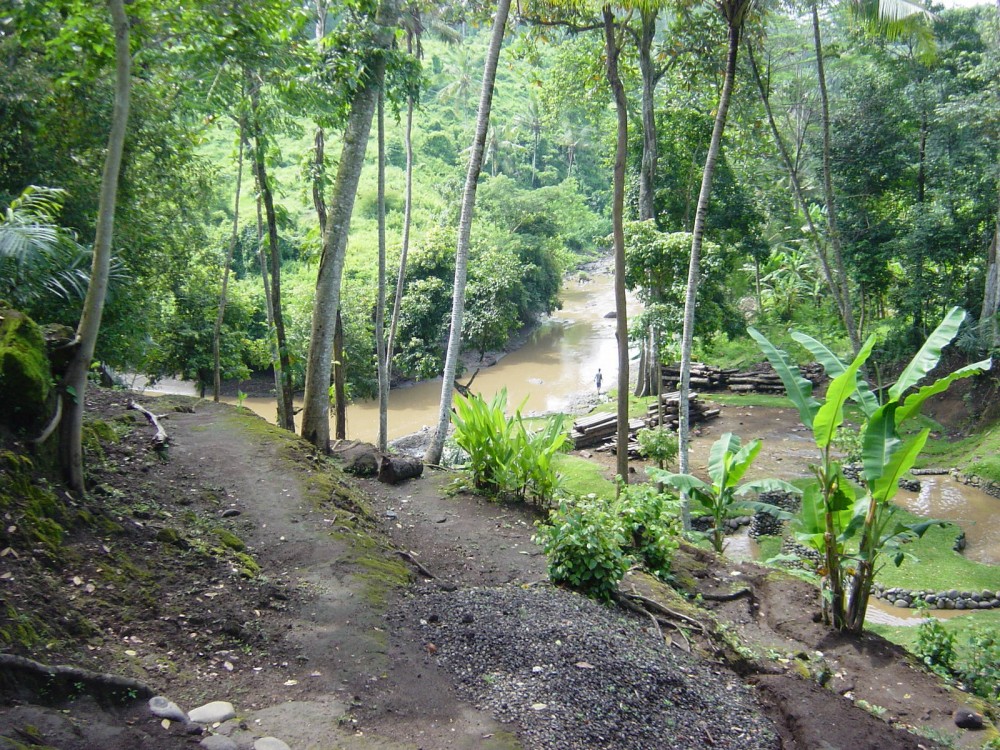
top-left (678, 10), bottom-right (742, 528)
top-left (983, 191), bottom-right (1000, 347)
top-left (59, 0), bottom-right (131, 492)
top-left (812, 4), bottom-right (861, 356)
top-left (602, 6), bottom-right (630, 484)
top-left (638, 7), bottom-right (659, 224)
top-left (301, 0), bottom-right (400, 450)
top-left (746, 44), bottom-right (848, 334)
top-left (213, 126), bottom-right (245, 402)
top-left (424, 0), bottom-right (512, 466)
top-left (248, 79), bottom-right (294, 431)
top-left (334, 310), bottom-right (346, 439)
top-left (256, 195), bottom-right (282, 411)
top-left (376, 92), bottom-right (389, 452)
top-left (387, 91), bottom-right (414, 367)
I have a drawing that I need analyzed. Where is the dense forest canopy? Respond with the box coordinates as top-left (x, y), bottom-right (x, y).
top-left (1, 0), bottom-right (997, 413)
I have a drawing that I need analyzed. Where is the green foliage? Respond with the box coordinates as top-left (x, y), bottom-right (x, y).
top-left (616, 483), bottom-right (681, 577)
top-left (650, 432), bottom-right (799, 554)
top-left (0, 452), bottom-right (68, 559)
top-left (914, 614), bottom-right (957, 676)
top-left (533, 497), bottom-right (629, 602)
top-left (635, 427), bottom-right (678, 469)
top-left (450, 389), bottom-right (568, 505)
top-left (955, 627), bottom-right (1000, 702)
top-left (750, 308), bottom-right (992, 632)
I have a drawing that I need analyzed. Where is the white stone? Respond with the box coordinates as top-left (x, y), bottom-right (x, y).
top-left (200, 736), bottom-right (239, 750)
top-left (148, 695), bottom-right (188, 723)
top-left (254, 738), bottom-right (292, 750)
top-left (189, 701), bottom-right (237, 724)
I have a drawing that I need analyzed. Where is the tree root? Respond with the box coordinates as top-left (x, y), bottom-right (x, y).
top-left (396, 549), bottom-right (436, 579)
top-left (701, 587), bottom-right (753, 602)
top-left (0, 653), bottom-right (152, 707)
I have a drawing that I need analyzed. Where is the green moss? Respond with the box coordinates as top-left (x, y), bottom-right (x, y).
top-left (0, 604), bottom-right (48, 650)
top-left (354, 554), bottom-right (410, 607)
top-left (0, 309), bottom-right (51, 431)
top-left (0, 452), bottom-right (67, 556)
top-left (214, 528), bottom-right (246, 551)
top-left (233, 551), bottom-right (261, 578)
top-left (553, 453), bottom-right (615, 500)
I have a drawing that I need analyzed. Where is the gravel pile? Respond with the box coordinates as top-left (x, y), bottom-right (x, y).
top-left (396, 585), bottom-right (779, 750)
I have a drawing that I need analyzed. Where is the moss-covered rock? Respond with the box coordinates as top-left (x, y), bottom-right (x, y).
top-left (0, 309), bottom-right (52, 431)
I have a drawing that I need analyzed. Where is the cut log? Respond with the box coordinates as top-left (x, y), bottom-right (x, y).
top-left (378, 454), bottom-right (424, 484)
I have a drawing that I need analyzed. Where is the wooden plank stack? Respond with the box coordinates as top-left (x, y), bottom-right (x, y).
top-left (660, 361), bottom-right (825, 395)
top-left (645, 391), bottom-right (720, 430)
top-left (570, 392), bottom-right (720, 454)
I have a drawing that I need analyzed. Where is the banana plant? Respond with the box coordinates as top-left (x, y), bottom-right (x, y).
top-left (650, 432), bottom-right (799, 554)
top-left (749, 307), bottom-right (991, 632)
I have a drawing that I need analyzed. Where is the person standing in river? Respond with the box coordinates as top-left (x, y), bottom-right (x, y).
top-left (595, 368), bottom-right (603, 394)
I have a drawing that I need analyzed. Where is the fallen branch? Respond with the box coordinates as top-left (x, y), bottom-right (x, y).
top-left (127, 399), bottom-right (168, 450)
top-left (396, 549), bottom-right (436, 579)
top-left (701, 587), bottom-right (752, 602)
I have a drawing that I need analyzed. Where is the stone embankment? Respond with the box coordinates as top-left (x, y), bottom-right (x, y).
top-left (872, 584), bottom-right (1000, 610)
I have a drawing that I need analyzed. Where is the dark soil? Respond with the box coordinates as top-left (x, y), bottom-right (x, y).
top-left (0, 389), bottom-right (994, 749)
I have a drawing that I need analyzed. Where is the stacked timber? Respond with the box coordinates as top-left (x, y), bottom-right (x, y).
top-left (645, 391), bottom-right (721, 430)
top-left (660, 363), bottom-right (737, 392)
top-left (570, 413), bottom-right (645, 451)
top-left (726, 362), bottom-right (825, 394)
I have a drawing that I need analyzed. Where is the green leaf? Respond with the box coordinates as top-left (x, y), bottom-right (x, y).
top-left (895, 358), bottom-right (992, 426)
top-left (791, 331), bottom-right (879, 417)
top-left (748, 327), bottom-right (819, 428)
top-left (707, 432), bottom-right (741, 487)
top-left (813, 335), bottom-right (875, 449)
top-left (871, 428), bottom-right (930, 505)
top-left (728, 439), bottom-right (762, 488)
top-left (889, 307), bottom-right (966, 401)
top-left (735, 478), bottom-right (801, 498)
top-left (862, 402), bottom-right (900, 487)
top-left (648, 469), bottom-right (711, 497)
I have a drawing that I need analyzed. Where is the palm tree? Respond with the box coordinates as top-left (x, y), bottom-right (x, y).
top-left (677, 0), bottom-right (756, 527)
top-left (424, 0), bottom-right (513, 466)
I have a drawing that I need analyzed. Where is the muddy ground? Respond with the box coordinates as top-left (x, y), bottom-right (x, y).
top-left (0, 388), bottom-right (996, 749)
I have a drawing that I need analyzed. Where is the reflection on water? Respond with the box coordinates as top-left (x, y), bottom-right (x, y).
top-left (897, 477), bottom-right (1000, 566)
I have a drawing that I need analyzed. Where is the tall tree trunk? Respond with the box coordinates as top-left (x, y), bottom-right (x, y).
top-left (256, 195), bottom-right (283, 411)
top-left (678, 6), bottom-right (743, 528)
top-left (59, 0), bottom-right (131, 492)
top-left (387, 88), bottom-right (414, 367)
top-left (983, 191), bottom-right (1000, 347)
top-left (603, 6), bottom-right (631, 484)
top-left (248, 80), bottom-right (294, 431)
top-left (301, 0), bottom-right (400, 450)
top-left (424, 0), bottom-right (512, 466)
top-left (746, 44), bottom-right (848, 335)
top-left (638, 7), bottom-right (659, 223)
top-left (812, 4), bottom-right (861, 356)
top-left (213, 125), bottom-right (245, 402)
top-left (376, 92), bottom-right (389, 451)
top-left (334, 310), bottom-right (346, 439)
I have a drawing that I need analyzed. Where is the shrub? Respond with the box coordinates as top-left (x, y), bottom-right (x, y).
top-left (956, 627), bottom-right (1000, 701)
top-left (913, 616), bottom-right (956, 676)
top-left (616, 483), bottom-right (680, 577)
top-left (533, 497), bottom-right (628, 602)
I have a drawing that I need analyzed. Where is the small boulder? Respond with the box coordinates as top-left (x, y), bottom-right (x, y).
top-left (189, 701), bottom-right (236, 724)
top-left (953, 707), bottom-right (984, 730)
top-left (255, 738), bottom-right (292, 750)
top-left (148, 695), bottom-right (188, 723)
top-left (201, 736), bottom-right (239, 750)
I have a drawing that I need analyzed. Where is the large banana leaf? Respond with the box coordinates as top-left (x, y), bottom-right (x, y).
top-left (871, 428), bottom-right (930, 505)
top-left (793, 479), bottom-right (857, 551)
top-left (734, 477), bottom-right (801, 497)
top-left (791, 331), bottom-right (880, 417)
top-left (813, 336), bottom-right (875, 449)
top-left (748, 328), bottom-right (819, 428)
top-left (707, 432), bottom-right (743, 488)
top-left (894, 359), bottom-right (992, 426)
top-left (862, 402), bottom-right (900, 486)
top-left (888, 307), bottom-right (965, 401)
top-left (728, 439), bottom-right (763, 488)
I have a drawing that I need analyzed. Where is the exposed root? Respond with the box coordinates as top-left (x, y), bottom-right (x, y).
top-left (396, 549), bottom-right (436, 579)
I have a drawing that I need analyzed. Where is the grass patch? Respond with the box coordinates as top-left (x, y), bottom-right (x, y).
top-left (554, 453), bottom-right (615, 500)
top-left (874, 507), bottom-right (999, 593)
top-left (592, 392), bottom-right (654, 419)
top-left (701, 393), bottom-right (796, 409)
top-left (920, 421), bottom-right (1000, 483)
top-left (868, 609), bottom-right (1000, 654)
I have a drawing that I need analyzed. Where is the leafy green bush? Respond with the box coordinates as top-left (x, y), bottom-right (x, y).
top-left (616, 483), bottom-right (680, 577)
top-left (956, 627), bottom-right (1000, 701)
top-left (533, 497), bottom-right (628, 602)
top-left (636, 427), bottom-right (678, 470)
top-left (914, 615), bottom-right (957, 676)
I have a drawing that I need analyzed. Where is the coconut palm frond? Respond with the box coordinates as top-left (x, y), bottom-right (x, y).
top-left (0, 222), bottom-right (62, 262)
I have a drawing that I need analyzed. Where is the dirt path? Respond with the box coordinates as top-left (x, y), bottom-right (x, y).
top-left (2, 393), bottom-right (994, 750)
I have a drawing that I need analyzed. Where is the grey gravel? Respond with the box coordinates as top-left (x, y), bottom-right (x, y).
top-left (397, 585), bottom-right (779, 750)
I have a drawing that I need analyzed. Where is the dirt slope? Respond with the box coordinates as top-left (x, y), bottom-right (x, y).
top-left (0, 392), bottom-right (993, 749)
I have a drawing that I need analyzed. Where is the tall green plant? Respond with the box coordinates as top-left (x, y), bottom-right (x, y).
top-left (749, 307), bottom-right (991, 632)
top-left (651, 432), bottom-right (799, 553)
